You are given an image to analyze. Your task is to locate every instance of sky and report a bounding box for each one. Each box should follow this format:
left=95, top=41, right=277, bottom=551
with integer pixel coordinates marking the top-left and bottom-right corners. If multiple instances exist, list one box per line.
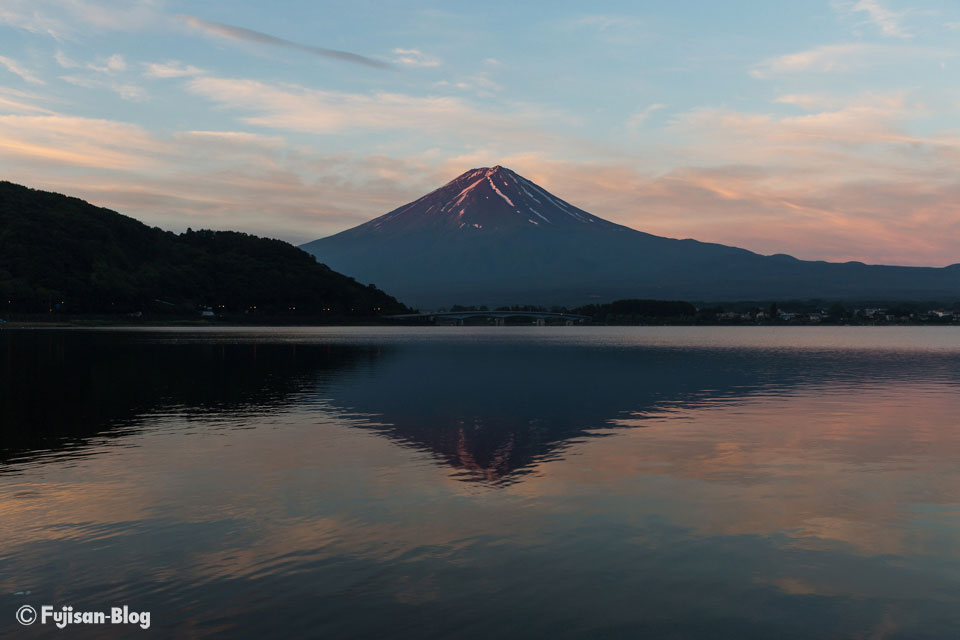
left=1, top=0, right=959, bottom=266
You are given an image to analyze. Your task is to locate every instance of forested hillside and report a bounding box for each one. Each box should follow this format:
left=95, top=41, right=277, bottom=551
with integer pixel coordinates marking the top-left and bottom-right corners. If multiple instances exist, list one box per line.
left=0, top=181, right=410, bottom=317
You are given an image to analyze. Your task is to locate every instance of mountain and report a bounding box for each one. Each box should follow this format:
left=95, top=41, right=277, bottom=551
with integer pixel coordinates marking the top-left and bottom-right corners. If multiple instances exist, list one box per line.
left=0, top=181, right=409, bottom=317
left=302, top=166, right=960, bottom=308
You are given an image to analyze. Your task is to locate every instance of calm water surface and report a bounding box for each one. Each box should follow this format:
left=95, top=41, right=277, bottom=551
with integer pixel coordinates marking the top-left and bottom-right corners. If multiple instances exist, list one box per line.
left=2, top=326, right=960, bottom=638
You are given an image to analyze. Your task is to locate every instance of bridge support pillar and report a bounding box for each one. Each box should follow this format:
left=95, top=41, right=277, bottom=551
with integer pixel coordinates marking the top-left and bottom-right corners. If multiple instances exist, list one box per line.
left=535, top=318, right=546, bottom=326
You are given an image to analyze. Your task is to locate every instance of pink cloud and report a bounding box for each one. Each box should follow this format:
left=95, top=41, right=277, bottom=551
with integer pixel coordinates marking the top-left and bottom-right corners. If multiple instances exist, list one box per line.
left=1, top=86, right=958, bottom=267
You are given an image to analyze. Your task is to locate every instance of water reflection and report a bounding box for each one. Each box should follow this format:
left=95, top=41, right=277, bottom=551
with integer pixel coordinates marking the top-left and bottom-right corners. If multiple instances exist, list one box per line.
left=1, top=331, right=383, bottom=467
left=2, top=328, right=960, bottom=639
left=319, top=341, right=960, bottom=482
left=5, top=329, right=959, bottom=482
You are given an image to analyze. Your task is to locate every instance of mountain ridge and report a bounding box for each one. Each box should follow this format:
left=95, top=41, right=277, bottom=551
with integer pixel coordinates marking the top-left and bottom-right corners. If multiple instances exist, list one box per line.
left=0, top=180, right=410, bottom=317
left=302, top=166, right=960, bottom=308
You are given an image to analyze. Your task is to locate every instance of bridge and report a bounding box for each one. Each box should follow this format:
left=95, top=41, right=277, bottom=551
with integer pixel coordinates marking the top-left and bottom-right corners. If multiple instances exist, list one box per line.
left=387, top=311, right=591, bottom=326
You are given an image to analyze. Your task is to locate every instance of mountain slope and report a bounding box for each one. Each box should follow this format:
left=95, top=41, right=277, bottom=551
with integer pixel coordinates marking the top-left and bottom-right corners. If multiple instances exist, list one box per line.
left=0, top=181, right=410, bottom=316
left=302, top=166, right=960, bottom=307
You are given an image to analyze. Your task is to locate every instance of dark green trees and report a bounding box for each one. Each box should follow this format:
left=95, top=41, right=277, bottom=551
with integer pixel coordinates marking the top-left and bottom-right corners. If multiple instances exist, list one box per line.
left=0, top=181, right=410, bottom=317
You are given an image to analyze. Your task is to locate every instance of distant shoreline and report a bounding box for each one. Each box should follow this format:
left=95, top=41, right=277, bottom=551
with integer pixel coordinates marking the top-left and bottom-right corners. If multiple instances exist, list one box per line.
left=2, top=318, right=957, bottom=329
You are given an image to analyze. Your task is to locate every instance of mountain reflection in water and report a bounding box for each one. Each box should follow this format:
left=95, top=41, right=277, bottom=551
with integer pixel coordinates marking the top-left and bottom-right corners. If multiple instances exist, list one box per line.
left=2, top=327, right=960, bottom=639
left=4, top=329, right=959, bottom=483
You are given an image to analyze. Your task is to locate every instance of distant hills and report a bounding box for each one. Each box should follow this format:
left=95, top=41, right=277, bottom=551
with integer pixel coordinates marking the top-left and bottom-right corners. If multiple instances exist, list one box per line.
left=302, top=166, right=960, bottom=308
left=0, top=181, right=410, bottom=317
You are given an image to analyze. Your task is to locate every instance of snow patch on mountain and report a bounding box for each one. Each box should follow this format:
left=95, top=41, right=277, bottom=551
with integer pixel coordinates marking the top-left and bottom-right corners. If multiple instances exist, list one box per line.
left=337, top=165, right=619, bottom=236
left=487, top=176, right=515, bottom=207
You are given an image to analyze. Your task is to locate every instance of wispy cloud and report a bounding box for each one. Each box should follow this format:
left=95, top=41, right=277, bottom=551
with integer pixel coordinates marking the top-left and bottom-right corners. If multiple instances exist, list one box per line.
left=750, top=43, right=953, bottom=77
left=3, top=89, right=960, bottom=266
left=51, top=50, right=143, bottom=99
left=0, top=0, right=162, bottom=40
left=54, top=50, right=80, bottom=69
left=392, top=48, right=441, bottom=68
left=627, top=103, right=665, bottom=131
left=775, top=94, right=842, bottom=110
left=172, top=130, right=286, bottom=150
left=668, top=93, right=928, bottom=152
left=844, top=0, right=912, bottom=38
left=87, top=53, right=127, bottom=74
left=0, top=113, right=168, bottom=169
left=183, top=76, right=571, bottom=140
left=752, top=43, right=884, bottom=76
left=143, top=61, right=205, bottom=78
left=61, top=74, right=146, bottom=101
left=0, top=55, right=45, bottom=85
left=0, top=108, right=445, bottom=241
left=0, top=96, right=53, bottom=114
left=435, top=72, right=502, bottom=97
left=0, top=88, right=55, bottom=114
left=179, top=15, right=393, bottom=70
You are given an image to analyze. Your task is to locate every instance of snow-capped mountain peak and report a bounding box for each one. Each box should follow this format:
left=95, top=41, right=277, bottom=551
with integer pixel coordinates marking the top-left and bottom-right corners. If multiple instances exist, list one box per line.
left=301, top=166, right=960, bottom=309
left=359, top=166, right=617, bottom=234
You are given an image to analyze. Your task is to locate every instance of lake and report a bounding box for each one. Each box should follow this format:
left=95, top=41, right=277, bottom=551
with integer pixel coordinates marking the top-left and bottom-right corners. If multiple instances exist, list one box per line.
left=2, top=326, right=960, bottom=638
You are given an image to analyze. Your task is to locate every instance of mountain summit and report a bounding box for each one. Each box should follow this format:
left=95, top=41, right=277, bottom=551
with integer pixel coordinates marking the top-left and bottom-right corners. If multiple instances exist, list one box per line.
left=302, top=167, right=960, bottom=308
left=353, top=166, right=621, bottom=234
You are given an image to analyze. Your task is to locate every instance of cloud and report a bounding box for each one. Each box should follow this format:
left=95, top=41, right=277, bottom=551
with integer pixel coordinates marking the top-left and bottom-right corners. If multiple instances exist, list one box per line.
left=0, top=113, right=169, bottom=169
left=751, top=43, right=884, bottom=76
left=183, top=76, right=571, bottom=141
left=666, top=94, right=935, bottom=161
left=87, top=53, right=127, bottom=74
left=845, top=0, right=912, bottom=38
left=774, top=94, right=842, bottom=110
left=0, top=0, right=163, bottom=40
left=54, top=50, right=80, bottom=69
left=506, top=159, right=960, bottom=267
left=0, top=83, right=576, bottom=245
left=172, top=130, right=286, bottom=150
left=178, top=15, right=393, bottom=70
left=0, top=109, right=448, bottom=242
left=0, top=97, right=54, bottom=114
left=392, top=48, right=441, bottom=68
left=53, top=51, right=145, bottom=99
left=750, top=43, right=954, bottom=77
left=52, top=51, right=145, bottom=99
left=627, top=104, right=666, bottom=131
left=435, top=73, right=502, bottom=97
left=0, top=88, right=55, bottom=114
left=143, top=60, right=205, bottom=78
left=551, top=94, right=960, bottom=265
left=417, top=90, right=957, bottom=267
left=61, top=74, right=146, bottom=101
left=3, top=94, right=960, bottom=266
left=0, top=55, right=45, bottom=85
